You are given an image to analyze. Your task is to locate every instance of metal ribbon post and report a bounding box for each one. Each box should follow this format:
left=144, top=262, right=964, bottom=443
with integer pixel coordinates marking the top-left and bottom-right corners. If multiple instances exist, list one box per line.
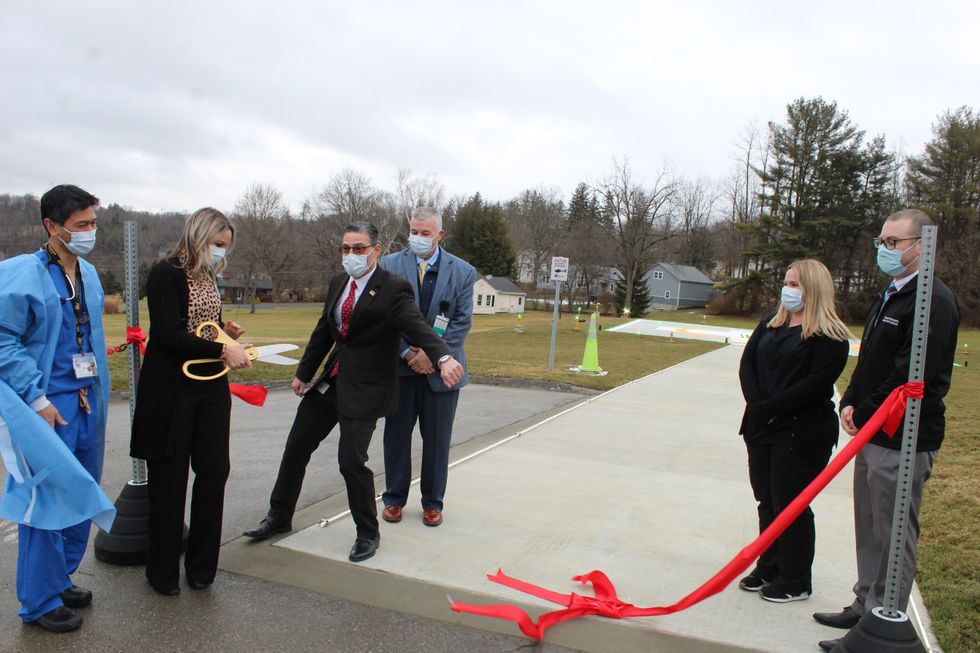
left=95, top=221, right=156, bottom=564
left=125, top=222, right=148, bottom=485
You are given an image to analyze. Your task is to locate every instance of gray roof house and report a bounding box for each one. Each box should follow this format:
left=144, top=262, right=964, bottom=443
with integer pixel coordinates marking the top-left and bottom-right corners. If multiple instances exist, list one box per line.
left=643, top=263, right=715, bottom=310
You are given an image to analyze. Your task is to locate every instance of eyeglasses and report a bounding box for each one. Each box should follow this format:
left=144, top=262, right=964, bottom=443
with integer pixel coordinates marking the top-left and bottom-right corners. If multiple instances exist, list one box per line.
left=873, top=236, right=920, bottom=250
left=341, top=244, right=372, bottom=255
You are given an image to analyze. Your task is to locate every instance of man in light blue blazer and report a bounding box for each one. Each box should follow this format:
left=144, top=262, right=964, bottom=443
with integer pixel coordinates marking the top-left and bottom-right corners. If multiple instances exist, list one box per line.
left=379, top=206, right=476, bottom=527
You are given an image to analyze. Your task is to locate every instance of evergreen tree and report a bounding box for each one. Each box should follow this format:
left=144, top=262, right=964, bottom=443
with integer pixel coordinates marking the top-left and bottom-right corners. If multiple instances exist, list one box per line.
left=741, top=97, right=897, bottom=305
left=444, top=193, right=516, bottom=278
left=906, top=106, right=980, bottom=323
left=563, top=183, right=612, bottom=307
left=613, top=274, right=650, bottom=317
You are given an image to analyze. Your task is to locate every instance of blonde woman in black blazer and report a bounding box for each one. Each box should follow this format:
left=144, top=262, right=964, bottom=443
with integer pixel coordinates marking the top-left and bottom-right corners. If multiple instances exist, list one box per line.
left=131, top=208, right=251, bottom=596
left=737, top=259, right=852, bottom=603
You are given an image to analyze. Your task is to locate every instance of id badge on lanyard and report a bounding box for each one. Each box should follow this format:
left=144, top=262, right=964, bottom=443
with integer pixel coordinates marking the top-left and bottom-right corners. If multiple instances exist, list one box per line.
left=433, top=314, right=449, bottom=336
left=72, top=352, right=98, bottom=378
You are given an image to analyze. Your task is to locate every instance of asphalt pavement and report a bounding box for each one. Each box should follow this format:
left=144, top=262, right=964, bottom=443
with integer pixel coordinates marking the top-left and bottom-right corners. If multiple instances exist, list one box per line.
left=0, top=382, right=586, bottom=653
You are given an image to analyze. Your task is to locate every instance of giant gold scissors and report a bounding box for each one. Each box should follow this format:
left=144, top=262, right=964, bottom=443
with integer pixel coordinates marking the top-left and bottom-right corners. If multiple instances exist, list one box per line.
left=182, top=321, right=299, bottom=381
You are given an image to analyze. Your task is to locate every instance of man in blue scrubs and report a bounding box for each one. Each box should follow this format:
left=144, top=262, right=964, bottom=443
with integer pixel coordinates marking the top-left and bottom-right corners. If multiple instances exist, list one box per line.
left=0, top=184, right=113, bottom=633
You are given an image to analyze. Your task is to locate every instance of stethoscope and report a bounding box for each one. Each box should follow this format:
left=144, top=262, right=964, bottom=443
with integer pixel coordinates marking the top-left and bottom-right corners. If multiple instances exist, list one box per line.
left=46, top=255, right=89, bottom=325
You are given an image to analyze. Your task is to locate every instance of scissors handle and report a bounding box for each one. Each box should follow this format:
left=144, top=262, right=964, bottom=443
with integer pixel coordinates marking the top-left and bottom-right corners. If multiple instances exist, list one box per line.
left=181, top=321, right=256, bottom=381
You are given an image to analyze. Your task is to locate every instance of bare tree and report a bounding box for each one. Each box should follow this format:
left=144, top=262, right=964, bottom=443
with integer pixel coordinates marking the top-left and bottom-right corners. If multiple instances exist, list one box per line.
left=232, top=183, right=292, bottom=313
left=395, top=168, right=446, bottom=222
left=672, top=176, right=720, bottom=270
left=305, top=169, right=404, bottom=260
left=597, top=158, right=677, bottom=311
left=717, top=120, right=766, bottom=278
left=504, top=186, right=565, bottom=290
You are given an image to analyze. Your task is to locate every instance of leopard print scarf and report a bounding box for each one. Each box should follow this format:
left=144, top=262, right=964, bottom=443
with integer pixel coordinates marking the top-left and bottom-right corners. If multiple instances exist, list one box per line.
left=178, top=255, right=222, bottom=339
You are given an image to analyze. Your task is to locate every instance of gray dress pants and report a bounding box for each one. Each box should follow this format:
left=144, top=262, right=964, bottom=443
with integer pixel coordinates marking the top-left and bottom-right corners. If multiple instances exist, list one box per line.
left=850, top=443, right=938, bottom=616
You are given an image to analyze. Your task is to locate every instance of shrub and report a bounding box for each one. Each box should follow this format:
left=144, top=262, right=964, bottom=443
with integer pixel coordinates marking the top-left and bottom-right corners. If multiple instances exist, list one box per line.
left=103, top=294, right=124, bottom=315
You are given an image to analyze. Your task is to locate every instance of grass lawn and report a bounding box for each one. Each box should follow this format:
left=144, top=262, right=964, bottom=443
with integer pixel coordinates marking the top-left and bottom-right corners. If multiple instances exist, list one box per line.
left=102, top=305, right=977, bottom=651
left=102, top=306, right=721, bottom=392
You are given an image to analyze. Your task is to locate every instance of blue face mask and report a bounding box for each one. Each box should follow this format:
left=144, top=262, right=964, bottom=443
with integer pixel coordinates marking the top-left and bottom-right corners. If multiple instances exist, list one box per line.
left=342, top=253, right=370, bottom=278
left=876, top=243, right=918, bottom=277
left=780, top=286, right=805, bottom=313
left=59, top=226, right=97, bottom=256
left=408, top=234, right=435, bottom=257
left=210, top=245, right=227, bottom=266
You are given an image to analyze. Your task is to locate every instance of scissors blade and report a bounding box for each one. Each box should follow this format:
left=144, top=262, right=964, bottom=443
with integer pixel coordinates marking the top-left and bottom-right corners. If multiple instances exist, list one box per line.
left=255, top=353, right=300, bottom=366
left=251, top=343, right=299, bottom=362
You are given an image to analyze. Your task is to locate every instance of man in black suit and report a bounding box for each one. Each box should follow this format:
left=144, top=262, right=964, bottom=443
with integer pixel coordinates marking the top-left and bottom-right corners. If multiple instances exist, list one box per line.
left=243, top=222, right=463, bottom=562
left=813, top=209, right=959, bottom=651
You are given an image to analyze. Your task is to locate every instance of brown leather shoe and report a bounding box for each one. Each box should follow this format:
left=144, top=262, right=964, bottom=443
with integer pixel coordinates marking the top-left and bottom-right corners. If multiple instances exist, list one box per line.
left=382, top=505, right=402, bottom=523
left=422, top=509, right=443, bottom=527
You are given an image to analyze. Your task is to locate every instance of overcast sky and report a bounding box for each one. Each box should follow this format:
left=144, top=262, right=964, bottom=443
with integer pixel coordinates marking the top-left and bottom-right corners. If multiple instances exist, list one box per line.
left=2, top=1, right=978, bottom=213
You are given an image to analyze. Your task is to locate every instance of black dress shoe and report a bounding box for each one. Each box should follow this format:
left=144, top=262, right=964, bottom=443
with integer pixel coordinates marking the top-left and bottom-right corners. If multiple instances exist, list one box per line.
left=818, top=638, right=839, bottom=652
left=149, top=581, right=180, bottom=597
left=243, top=517, right=292, bottom=540
left=187, top=579, right=212, bottom=591
left=29, top=606, right=82, bottom=633
left=813, top=606, right=861, bottom=629
left=348, top=536, right=380, bottom=562
left=61, top=584, right=93, bottom=608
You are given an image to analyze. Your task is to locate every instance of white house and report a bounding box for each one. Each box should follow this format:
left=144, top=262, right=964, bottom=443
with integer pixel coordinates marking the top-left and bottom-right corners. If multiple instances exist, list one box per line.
left=473, top=275, right=526, bottom=314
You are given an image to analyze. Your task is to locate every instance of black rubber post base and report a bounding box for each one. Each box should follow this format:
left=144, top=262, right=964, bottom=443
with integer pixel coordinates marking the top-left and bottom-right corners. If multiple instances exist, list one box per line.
left=94, top=482, right=188, bottom=565
left=831, top=607, right=926, bottom=653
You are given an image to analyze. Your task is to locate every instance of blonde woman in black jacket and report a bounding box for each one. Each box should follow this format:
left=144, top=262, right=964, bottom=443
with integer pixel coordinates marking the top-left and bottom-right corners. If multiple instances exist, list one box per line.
left=737, top=259, right=852, bottom=603
left=131, top=208, right=251, bottom=596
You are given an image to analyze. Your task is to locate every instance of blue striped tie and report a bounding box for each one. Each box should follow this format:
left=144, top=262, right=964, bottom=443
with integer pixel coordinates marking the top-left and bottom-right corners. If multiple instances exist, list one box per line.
left=883, top=282, right=898, bottom=303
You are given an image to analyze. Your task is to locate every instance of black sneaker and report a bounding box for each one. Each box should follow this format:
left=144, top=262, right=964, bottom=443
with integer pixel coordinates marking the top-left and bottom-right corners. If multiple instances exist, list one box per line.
left=760, top=583, right=810, bottom=603
left=28, top=606, right=83, bottom=633
left=738, top=570, right=771, bottom=592
left=61, top=585, right=93, bottom=608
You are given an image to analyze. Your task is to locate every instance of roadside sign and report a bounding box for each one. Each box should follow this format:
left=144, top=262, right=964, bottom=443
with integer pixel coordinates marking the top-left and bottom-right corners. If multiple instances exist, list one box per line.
left=550, top=256, right=569, bottom=282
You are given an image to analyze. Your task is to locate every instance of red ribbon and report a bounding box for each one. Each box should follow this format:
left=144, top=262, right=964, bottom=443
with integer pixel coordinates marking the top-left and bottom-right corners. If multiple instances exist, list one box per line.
left=451, top=381, right=925, bottom=640
left=229, top=384, right=268, bottom=406
left=106, top=327, right=267, bottom=406
left=125, top=326, right=147, bottom=354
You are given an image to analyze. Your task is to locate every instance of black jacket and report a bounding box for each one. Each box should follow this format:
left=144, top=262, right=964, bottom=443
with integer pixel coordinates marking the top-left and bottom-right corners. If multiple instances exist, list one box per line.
left=297, top=266, right=450, bottom=420
left=739, top=314, right=850, bottom=454
left=840, top=274, right=959, bottom=451
left=130, top=259, right=226, bottom=460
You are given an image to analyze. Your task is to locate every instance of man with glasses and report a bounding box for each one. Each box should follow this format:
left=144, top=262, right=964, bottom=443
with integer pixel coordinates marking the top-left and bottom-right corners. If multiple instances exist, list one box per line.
left=0, top=185, right=114, bottom=633
left=244, top=222, right=463, bottom=563
left=813, top=209, right=959, bottom=651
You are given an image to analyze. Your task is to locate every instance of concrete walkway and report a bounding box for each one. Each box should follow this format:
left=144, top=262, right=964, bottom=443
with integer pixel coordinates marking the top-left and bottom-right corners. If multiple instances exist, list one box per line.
left=222, top=346, right=932, bottom=652
left=609, top=318, right=861, bottom=357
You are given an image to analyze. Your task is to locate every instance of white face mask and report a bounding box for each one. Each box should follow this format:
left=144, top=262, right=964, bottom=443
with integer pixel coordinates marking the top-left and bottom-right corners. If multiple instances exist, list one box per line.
left=342, top=253, right=371, bottom=278
left=780, top=286, right=805, bottom=313
left=211, top=245, right=227, bottom=266
left=58, top=225, right=97, bottom=256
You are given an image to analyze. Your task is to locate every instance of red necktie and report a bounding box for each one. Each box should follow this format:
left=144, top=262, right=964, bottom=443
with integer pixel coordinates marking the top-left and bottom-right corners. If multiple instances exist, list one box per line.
left=329, top=280, right=357, bottom=377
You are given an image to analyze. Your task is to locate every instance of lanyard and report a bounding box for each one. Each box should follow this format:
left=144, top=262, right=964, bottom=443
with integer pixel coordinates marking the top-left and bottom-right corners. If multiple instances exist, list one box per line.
left=46, top=247, right=89, bottom=352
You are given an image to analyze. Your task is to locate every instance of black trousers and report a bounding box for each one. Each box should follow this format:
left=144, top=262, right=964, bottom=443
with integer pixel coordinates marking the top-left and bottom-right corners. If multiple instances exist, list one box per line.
left=268, top=385, right=379, bottom=539
left=747, top=438, right=832, bottom=593
left=146, top=378, right=230, bottom=591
